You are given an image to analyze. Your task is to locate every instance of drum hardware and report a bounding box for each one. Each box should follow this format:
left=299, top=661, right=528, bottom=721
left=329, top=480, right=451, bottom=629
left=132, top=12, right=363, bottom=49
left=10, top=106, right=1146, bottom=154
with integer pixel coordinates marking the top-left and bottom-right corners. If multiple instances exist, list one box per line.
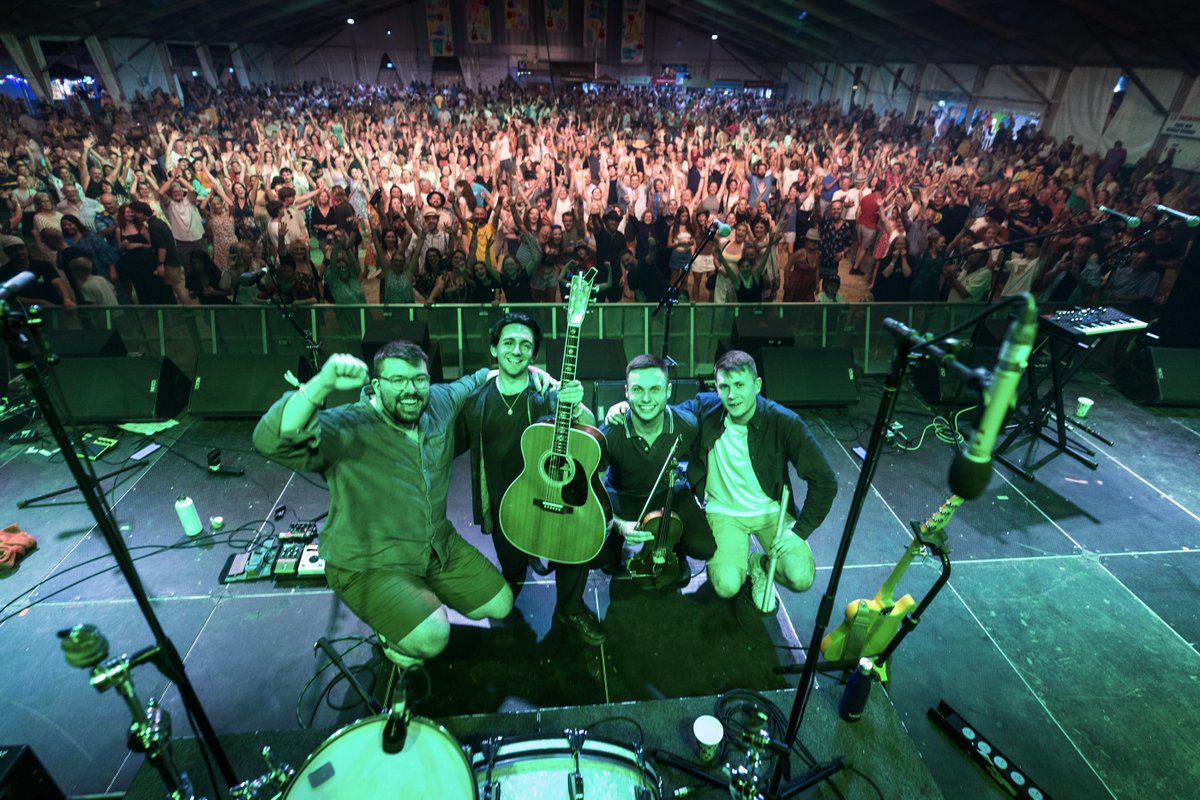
left=381, top=686, right=411, bottom=755
left=565, top=728, right=587, bottom=799
left=473, top=731, right=664, bottom=799
left=58, top=624, right=201, bottom=800
left=230, top=747, right=294, bottom=800
left=478, top=736, right=505, bottom=800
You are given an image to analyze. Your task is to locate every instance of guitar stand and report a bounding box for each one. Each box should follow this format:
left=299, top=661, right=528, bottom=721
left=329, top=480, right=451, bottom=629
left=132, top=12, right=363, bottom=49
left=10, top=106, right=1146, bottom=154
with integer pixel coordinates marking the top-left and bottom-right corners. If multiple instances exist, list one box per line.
left=994, top=331, right=1110, bottom=480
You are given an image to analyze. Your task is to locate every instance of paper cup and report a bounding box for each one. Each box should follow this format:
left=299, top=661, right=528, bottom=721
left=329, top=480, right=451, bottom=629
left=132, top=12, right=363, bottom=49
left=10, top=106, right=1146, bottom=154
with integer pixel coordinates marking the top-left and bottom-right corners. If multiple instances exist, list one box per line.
left=693, top=714, right=724, bottom=763
left=1074, top=397, right=1094, bottom=419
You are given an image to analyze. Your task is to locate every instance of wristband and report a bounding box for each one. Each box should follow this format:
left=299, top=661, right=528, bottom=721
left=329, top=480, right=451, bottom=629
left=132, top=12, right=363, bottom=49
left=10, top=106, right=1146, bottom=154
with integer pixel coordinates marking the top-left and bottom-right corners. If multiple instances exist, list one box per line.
left=297, top=382, right=322, bottom=407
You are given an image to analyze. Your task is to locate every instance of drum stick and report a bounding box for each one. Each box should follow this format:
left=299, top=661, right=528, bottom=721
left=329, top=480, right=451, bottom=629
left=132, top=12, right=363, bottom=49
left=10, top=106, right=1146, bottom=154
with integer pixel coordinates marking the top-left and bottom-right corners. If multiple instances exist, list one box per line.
left=760, top=487, right=789, bottom=614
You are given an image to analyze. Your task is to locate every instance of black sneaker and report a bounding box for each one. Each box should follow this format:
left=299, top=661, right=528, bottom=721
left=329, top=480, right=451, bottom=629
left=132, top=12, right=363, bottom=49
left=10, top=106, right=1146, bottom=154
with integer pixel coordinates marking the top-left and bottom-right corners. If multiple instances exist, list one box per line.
left=554, top=609, right=608, bottom=646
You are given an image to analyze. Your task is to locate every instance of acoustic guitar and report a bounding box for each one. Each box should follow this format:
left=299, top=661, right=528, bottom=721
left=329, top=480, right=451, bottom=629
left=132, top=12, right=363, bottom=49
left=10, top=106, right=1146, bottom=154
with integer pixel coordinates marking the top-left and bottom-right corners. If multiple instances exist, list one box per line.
left=821, top=495, right=961, bottom=679
left=499, top=269, right=609, bottom=564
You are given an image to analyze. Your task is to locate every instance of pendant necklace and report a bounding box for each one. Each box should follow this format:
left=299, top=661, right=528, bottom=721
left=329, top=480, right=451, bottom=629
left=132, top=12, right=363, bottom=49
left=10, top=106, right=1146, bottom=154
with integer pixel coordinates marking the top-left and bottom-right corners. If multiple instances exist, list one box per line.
left=499, top=386, right=525, bottom=416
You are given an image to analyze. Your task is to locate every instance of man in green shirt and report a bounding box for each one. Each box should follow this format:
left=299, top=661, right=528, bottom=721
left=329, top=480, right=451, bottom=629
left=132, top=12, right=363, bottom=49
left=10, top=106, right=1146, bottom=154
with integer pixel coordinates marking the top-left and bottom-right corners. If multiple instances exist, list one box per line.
left=254, top=342, right=547, bottom=666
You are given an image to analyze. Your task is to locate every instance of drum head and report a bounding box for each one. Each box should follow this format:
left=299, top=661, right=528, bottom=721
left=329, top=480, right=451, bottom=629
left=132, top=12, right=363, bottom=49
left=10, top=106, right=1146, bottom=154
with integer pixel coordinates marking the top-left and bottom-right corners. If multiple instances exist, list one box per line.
left=473, top=735, right=661, bottom=799
left=284, top=716, right=476, bottom=799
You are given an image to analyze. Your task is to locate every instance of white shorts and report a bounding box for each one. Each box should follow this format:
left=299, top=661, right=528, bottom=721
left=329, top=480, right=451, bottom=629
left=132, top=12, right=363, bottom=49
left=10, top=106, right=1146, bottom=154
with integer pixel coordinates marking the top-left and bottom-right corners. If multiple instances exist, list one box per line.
left=691, top=254, right=716, bottom=273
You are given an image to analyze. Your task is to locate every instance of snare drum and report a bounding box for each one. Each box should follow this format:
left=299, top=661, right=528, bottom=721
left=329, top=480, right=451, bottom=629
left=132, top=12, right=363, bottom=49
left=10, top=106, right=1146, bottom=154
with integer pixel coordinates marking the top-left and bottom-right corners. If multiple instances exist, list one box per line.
left=282, top=715, right=477, bottom=799
left=472, top=735, right=662, bottom=798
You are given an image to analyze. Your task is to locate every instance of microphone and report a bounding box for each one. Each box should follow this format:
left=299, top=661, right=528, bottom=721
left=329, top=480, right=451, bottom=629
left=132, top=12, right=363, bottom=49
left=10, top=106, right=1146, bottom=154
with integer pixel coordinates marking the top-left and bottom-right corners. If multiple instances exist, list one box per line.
left=707, top=219, right=732, bottom=238
left=381, top=700, right=411, bottom=754
left=948, top=293, right=1038, bottom=500
left=238, top=267, right=270, bottom=286
left=0, top=270, right=36, bottom=303
left=1154, top=204, right=1200, bottom=228
left=1097, top=205, right=1141, bottom=229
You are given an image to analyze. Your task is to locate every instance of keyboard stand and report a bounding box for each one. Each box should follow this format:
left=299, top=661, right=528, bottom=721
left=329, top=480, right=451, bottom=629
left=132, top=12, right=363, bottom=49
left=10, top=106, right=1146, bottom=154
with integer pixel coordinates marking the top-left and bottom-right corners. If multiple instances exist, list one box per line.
left=994, top=331, right=1108, bottom=480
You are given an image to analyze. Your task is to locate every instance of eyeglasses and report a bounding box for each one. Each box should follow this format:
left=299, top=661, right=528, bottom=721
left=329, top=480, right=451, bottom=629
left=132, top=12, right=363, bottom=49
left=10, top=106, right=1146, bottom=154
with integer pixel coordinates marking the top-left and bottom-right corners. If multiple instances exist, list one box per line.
left=377, top=375, right=430, bottom=390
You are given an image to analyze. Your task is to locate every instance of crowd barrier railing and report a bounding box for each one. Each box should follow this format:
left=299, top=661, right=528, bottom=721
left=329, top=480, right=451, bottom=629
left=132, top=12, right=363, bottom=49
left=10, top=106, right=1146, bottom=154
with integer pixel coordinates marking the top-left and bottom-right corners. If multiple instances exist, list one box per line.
left=37, top=302, right=1078, bottom=380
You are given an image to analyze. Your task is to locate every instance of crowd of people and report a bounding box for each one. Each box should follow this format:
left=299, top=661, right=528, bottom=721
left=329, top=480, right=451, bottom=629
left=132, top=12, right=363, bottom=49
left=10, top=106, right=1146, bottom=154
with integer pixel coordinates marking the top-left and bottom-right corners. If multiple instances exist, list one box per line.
left=0, top=76, right=1194, bottom=319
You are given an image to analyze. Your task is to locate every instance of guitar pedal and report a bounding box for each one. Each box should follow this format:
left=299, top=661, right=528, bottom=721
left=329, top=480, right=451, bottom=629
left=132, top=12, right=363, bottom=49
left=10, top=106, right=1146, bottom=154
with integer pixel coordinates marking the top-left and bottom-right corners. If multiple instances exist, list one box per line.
left=273, top=541, right=304, bottom=576
left=297, top=542, right=325, bottom=577
left=280, top=521, right=319, bottom=542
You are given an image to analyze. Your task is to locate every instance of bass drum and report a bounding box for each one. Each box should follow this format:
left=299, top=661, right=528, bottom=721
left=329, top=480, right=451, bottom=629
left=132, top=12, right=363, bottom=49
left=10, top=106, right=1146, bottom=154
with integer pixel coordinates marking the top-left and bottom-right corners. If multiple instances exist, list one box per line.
left=472, top=735, right=662, bottom=798
left=282, top=715, right=477, bottom=799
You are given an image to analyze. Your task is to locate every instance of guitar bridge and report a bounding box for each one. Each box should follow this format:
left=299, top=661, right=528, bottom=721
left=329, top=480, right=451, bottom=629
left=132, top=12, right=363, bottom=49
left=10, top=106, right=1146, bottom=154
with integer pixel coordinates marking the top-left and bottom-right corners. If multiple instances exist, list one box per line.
left=534, top=500, right=573, bottom=514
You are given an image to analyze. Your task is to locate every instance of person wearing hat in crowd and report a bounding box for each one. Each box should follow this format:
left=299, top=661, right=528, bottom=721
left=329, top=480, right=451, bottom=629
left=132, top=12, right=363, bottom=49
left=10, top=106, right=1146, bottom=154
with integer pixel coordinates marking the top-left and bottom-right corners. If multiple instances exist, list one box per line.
left=0, top=234, right=76, bottom=308
left=783, top=228, right=821, bottom=302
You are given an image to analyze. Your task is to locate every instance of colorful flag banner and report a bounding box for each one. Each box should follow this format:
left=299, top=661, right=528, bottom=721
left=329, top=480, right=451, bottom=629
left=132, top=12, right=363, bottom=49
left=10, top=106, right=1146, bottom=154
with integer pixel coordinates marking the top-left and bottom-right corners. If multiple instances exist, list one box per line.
left=505, top=0, right=530, bottom=32
left=584, top=0, right=607, bottom=48
left=545, top=0, right=568, bottom=33
left=426, top=0, right=454, bottom=56
left=467, top=0, right=493, bottom=43
left=621, top=0, right=645, bottom=63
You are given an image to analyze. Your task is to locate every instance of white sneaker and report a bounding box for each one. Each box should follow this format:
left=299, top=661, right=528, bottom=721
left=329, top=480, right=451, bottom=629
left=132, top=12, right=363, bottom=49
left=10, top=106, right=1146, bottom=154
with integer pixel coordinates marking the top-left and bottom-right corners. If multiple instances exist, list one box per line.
left=748, top=553, right=778, bottom=615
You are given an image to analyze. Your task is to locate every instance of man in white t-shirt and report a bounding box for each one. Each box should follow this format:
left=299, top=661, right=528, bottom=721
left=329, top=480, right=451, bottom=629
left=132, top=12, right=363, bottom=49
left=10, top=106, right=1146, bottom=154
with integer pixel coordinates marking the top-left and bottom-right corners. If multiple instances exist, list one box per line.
left=996, top=239, right=1045, bottom=298
left=160, top=178, right=207, bottom=271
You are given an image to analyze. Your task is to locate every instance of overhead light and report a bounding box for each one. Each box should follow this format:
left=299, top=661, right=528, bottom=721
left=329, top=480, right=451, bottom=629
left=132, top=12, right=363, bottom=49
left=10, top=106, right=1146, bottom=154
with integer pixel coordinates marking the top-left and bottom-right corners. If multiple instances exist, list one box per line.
left=387, top=30, right=392, bottom=35
left=938, top=99, right=946, bottom=107
left=229, top=67, right=235, bottom=74
left=347, top=17, right=355, bottom=25
left=711, top=34, right=718, bottom=40
left=191, top=69, right=199, bottom=77
left=386, top=62, right=394, bottom=69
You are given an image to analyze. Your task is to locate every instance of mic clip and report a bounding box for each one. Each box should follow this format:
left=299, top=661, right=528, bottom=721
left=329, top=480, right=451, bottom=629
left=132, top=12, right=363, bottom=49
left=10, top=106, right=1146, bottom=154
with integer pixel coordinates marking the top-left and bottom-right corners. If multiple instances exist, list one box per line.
left=381, top=695, right=410, bottom=754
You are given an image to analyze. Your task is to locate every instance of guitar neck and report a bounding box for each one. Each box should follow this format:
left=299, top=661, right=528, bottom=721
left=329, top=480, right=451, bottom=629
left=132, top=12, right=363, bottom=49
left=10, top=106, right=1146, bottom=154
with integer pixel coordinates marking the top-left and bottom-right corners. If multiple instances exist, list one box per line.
left=551, top=319, right=583, bottom=459
left=874, top=495, right=963, bottom=606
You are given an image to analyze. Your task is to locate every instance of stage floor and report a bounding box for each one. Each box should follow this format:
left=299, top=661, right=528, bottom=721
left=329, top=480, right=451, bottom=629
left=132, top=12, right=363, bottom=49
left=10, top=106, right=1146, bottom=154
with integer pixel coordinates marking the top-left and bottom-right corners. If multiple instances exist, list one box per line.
left=1, top=370, right=1198, bottom=799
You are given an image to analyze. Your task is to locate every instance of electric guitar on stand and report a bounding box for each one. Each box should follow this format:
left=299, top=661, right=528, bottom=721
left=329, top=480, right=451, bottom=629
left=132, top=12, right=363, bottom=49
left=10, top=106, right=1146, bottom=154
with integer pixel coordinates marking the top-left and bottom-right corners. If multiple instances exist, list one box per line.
left=821, top=495, right=961, bottom=681
left=499, top=268, right=610, bottom=564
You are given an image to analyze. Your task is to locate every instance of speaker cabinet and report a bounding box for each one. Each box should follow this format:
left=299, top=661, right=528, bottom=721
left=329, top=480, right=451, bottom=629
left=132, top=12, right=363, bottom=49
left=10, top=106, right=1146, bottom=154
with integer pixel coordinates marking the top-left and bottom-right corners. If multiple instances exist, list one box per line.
left=0, top=744, right=65, bottom=800
left=732, top=315, right=795, bottom=349
left=190, top=355, right=302, bottom=417
left=361, top=319, right=431, bottom=364
left=761, top=347, right=858, bottom=407
left=53, top=356, right=189, bottom=423
left=1117, top=347, right=1200, bottom=406
left=46, top=329, right=127, bottom=357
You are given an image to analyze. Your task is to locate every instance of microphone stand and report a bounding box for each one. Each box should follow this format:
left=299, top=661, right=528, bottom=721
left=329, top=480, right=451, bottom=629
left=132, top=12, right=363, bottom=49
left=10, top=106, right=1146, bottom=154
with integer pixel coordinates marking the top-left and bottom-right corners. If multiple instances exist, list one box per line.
left=651, top=223, right=722, bottom=370
left=767, top=299, right=1023, bottom=799
left=0, top=303, right=237, bottom=787
left=252, top=267, right=323, bottom=378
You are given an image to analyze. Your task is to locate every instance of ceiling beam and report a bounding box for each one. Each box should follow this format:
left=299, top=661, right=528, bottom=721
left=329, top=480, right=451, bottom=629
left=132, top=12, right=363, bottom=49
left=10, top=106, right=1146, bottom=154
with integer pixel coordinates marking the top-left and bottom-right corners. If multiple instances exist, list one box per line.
left=649, top=5, right=789, bottom=68
left=837, top=0, right=986, bottom=65
left=1053, top=0, right=1200, bottom=75
left=1006, top=64, right=1051, bottom=105
left=924, top=0, right=1074, bottom=68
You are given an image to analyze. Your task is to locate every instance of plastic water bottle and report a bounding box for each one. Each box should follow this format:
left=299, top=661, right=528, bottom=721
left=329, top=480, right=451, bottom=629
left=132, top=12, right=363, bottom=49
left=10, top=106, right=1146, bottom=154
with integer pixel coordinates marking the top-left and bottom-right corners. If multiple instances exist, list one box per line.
left=838, top=657, right=874, bottom=723
left=175, top=495, right=203, bottom=537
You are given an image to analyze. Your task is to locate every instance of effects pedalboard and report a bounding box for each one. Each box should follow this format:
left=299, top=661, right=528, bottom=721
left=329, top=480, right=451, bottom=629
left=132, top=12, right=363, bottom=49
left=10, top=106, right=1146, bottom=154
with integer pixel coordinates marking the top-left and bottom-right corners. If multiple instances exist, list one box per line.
left=222, top=522, right=324, bottom=583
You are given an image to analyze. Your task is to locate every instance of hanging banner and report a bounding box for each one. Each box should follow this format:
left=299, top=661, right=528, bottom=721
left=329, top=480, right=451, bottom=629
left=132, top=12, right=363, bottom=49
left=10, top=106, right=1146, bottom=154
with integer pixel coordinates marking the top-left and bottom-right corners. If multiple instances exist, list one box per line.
left=621, top=0, right=645, bottom=63
left=544, top=0, right=568, bottom=33
left=467, top=0, right=493, bottom=43
left=584, top=0, right=607, bottom=48
left=505, top=0, right=529, bottom=31
left=426, top=0, right=455, bottom=55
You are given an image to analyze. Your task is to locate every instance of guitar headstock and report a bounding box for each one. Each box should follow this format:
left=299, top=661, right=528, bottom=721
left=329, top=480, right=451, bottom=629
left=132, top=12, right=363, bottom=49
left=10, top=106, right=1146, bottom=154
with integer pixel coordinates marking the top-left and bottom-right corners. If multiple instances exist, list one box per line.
left=566, top=267, right=598, bottom=326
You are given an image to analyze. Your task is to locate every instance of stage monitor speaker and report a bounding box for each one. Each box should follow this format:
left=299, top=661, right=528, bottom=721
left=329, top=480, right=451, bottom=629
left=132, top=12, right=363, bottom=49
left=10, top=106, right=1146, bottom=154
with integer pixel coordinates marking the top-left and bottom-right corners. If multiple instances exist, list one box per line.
left=0, top=744, right=65, bottom=800
left=1116, top=347, right=1200, bottom=406
left=46, top=329, right=127, bottom=357
left=761, top=346, right=858, bottom=407
left=911, top=345, right=998, bottom=406
left=190, top=355, right=301, bottom=417
left=53, top=356, right=189, bottom=423
left=592, top=379, right=701, bottom=422
left=362, top=319, right=431, bottom=364
left=732, top=315, right=795, bottom=349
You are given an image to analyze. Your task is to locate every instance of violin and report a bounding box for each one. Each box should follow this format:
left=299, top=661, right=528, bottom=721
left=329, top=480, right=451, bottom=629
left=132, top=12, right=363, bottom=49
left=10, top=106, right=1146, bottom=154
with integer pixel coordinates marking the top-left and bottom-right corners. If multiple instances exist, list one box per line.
left=626, top=436, right=687, bottom=588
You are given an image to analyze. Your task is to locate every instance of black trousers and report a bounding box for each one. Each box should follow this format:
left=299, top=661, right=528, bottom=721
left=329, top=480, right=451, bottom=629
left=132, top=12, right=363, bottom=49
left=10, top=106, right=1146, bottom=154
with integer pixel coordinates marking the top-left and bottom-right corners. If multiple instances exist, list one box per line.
left=486, top=514, right=602, bottom=617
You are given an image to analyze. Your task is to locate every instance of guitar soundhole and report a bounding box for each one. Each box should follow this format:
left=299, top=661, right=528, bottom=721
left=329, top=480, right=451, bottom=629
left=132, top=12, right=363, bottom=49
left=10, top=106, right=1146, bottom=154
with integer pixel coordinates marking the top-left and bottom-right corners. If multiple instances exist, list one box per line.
left=540, top=453, right=577, bottom=486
